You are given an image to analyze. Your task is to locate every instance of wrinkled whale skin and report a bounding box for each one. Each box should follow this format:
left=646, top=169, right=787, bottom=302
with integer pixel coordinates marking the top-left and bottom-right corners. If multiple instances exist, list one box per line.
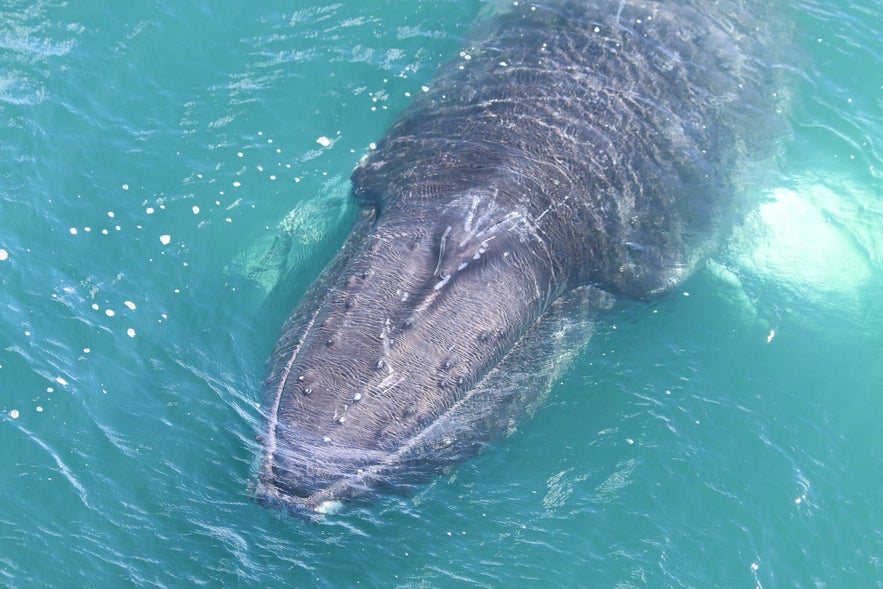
left=256, top=0, right=780, bottom=512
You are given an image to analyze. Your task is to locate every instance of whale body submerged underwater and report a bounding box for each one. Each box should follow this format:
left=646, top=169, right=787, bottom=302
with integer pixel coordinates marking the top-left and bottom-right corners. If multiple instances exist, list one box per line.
left=255, top=0, right=786, bottom=513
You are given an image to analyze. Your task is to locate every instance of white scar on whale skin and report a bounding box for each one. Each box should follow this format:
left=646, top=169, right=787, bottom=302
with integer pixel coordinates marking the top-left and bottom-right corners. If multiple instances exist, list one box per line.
left=379, top=318, right=393, bottom=373
left=433, top=225, right=452, bottom=278
left=376, top=373, right=405, bottom=396
left=535, top=193, right=572, bottom=223
left=463, top=194, right=482, bottom=234
left=433, top=275, right=451, bottom=291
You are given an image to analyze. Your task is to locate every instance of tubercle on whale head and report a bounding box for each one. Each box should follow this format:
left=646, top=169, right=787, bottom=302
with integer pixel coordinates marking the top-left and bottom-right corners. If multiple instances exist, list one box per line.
left=257, top=192, right=568, bottom=509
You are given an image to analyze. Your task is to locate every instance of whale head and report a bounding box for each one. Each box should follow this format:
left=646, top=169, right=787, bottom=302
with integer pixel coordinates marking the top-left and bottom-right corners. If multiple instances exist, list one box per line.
left=256, top=194, right=564, bottom=511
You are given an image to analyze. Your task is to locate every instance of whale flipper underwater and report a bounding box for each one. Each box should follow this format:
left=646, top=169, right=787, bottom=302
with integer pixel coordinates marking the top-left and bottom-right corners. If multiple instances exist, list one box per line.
left=255, top=0, right=787, bottom=513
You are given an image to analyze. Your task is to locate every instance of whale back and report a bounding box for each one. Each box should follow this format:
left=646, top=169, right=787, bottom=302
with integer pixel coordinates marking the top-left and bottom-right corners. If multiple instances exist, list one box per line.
left=353, top=0, right=784, bottom=297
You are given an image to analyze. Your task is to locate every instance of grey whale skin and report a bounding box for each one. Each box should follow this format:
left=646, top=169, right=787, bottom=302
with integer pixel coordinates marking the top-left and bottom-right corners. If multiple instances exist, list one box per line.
left=256, top=0, right=780, bottom=512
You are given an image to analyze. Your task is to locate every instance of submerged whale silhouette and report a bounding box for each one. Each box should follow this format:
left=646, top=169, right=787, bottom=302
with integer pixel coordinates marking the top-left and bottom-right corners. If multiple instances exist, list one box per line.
left=255, top=0, right=785, bottom=513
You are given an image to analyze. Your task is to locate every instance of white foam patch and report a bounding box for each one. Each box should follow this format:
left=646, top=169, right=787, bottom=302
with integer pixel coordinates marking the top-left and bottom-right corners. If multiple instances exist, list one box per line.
left=314, top=500, right=344, bottom=515
left=730, top=184, right=874, bottom=296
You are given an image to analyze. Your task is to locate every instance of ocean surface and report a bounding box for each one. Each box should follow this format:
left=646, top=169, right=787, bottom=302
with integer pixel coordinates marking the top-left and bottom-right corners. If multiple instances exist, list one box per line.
left=1, top=0, right=881, bottom=587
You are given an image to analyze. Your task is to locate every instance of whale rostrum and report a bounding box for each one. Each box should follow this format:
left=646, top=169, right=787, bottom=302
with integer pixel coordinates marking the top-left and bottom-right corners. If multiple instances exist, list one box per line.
left=256, top=0, right=786, bottom=512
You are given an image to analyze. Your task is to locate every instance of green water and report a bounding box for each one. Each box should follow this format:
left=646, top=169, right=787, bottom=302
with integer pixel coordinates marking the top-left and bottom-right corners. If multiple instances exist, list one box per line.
left=1, top=1, right=881, bottom=587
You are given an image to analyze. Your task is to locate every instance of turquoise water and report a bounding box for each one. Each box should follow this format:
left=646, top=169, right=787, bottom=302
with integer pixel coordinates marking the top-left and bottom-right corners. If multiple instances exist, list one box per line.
left=1, top=0, right=881, bottom=586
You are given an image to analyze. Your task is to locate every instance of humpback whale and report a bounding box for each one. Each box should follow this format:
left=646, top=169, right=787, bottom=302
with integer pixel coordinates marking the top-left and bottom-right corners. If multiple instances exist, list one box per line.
left=255, top=0, right=784, bottom=513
